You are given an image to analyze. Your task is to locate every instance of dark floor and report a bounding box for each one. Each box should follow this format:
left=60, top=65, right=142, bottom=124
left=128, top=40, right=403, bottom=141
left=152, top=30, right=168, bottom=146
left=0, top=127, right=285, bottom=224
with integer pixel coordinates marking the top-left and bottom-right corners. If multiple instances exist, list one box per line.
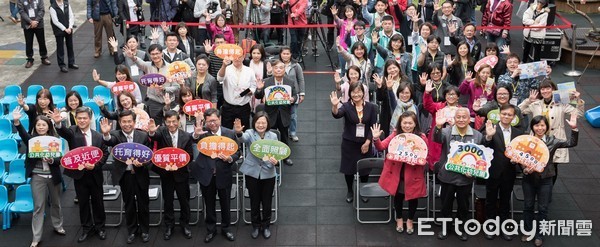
left=2, top=10, right=600, bottom=247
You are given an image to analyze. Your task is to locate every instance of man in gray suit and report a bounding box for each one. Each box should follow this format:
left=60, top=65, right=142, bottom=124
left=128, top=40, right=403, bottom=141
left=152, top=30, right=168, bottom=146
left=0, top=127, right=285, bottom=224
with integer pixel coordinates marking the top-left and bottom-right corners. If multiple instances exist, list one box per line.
left=18, top=0, right=51, bottom=68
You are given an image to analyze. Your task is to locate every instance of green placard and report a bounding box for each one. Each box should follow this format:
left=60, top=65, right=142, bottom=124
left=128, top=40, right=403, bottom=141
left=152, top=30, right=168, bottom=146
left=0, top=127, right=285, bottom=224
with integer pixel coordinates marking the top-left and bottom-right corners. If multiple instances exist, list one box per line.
left=487, top=109, right=520, bottom=126
left=249, top=139, right=291, bottom=161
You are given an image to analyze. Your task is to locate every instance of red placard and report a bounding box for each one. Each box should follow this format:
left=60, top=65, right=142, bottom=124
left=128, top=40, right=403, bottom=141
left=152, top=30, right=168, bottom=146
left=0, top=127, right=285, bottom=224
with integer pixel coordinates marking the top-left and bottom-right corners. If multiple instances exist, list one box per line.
left=197, top=136, right=238, bottom=158
left=152, top=147, right=191, bottom=171
left=111, top=81, right=136, bottom=95
left=60, top=146, right=104, bottom=170
left=182, top=99, right=213, bottom=116
left=214, top=44, right=244, bottom=60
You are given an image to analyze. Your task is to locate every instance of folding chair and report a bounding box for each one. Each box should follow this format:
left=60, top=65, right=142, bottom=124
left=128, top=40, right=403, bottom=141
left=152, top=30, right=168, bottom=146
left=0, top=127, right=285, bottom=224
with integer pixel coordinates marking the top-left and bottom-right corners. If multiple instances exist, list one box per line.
left=49, top=85, right=67, bottom=107
left=103, top=185, right=123, bottom=227
left=269, top=129, right=283, bottom=187
left=71, top=85, right=91, bottom=103
left=355, top=158, right=392, bottom=224
left=2, top=159, right=28, bottom=186
left=0, top=85, right=21, bottom=113
left=429, top=173, right=476, bottom=221
left=0, top=185, right=9, bottom=230
left=2, top=101, right=26, bottom=120
left=242, top=173, right=279, bottom=224
left=24, top=85, right=43, bottom=105
left=398, top=169, right=431, bottom=221
left=0, top=158, right=6, bottom=184
left=5, top=184, right=34, bottom=229
left=0, top=119, right=12, bottom=139
left=93, top=86, right=114, bottom=111
left=148, top=184, right=163, bottom=226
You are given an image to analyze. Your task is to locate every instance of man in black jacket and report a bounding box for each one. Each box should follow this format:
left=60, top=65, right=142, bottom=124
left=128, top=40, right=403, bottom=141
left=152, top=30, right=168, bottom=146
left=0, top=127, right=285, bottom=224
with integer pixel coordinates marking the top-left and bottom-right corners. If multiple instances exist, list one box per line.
left=189, top=108, right=240, bottom=243
left=147, top=110, right=195, bottom=240
left=482, top=104, right=523, bottom=241
left=100, top=110, right=152, bottom=244
left=50, top=106, right=109, bottom=243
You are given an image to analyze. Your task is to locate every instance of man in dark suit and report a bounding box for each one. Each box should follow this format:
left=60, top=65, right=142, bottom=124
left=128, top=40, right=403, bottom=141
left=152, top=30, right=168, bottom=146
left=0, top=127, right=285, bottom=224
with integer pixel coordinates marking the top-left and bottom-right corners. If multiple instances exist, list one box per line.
left=189, top=108, right=240, bottom=243
left=50, top=106, right=109, bottom=243
left=482, top=104, right=523, bottom=241
left=254, top=60, right=295, bottom=166
left=99, top=110, right=152, bottom=244
left=147, top=110, right=195, bottom=240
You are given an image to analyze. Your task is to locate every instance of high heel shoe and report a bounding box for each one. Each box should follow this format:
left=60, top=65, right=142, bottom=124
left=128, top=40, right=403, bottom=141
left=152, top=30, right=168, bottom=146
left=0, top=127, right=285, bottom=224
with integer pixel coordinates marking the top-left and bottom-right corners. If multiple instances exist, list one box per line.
left=395, top=220, right=404, bottom=233
left=406, top=220, right=414, bottom=235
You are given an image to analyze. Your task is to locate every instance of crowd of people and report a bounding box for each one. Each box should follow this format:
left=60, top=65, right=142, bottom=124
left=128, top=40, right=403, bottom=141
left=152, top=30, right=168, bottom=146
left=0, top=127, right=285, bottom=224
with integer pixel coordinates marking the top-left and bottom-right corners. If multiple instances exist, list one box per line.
left=6, top=0, right=587, bottom=246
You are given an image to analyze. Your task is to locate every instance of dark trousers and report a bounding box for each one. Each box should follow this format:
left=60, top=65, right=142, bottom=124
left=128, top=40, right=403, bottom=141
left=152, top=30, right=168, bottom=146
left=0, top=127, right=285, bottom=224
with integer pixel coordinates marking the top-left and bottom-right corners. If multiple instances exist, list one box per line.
left=270, top=12, right=285, bottom=44
left=120, top=172, right=150, bottom=234
left=24, top=28, right=48, bottom=62
left=485, top=170, right=515, bottom=222
left=289, top=28, right=305, bottom=60
left=160, top=175, right=190, bottom=227
left=74, top=172, right=105, bottom=233
left=245, top=176, right=275, bottom=228
left=522, top=40, right=541, bottom=63
left=523, top=175, right=552, bottom=240
left=145, top=99, right=165, bottom=126
left=252, top=28, right=271, bottom=45
left=440, top=182, right=471, bottom=222
left=394, top=192, right=418, bottom=220
left=197, top=29, right=209, bottom=46
left=200, top=176, right=232, bottom=233
left=326, top=15, right=335, bottom=48
left=55, top=34, right=75, bottom=67
left=93, top=14, right=116, bottom=54
left=221, top=102, right=250, bottom=131
left=271, top=112, right=289, bottom=146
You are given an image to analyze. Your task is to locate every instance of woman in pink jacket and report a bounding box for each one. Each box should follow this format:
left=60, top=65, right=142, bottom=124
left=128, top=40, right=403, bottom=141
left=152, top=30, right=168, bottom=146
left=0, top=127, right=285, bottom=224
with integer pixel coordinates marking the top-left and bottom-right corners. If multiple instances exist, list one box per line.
left=372, top=111, right=427, bottom=235
left=206, top=13, right=235, bottom=44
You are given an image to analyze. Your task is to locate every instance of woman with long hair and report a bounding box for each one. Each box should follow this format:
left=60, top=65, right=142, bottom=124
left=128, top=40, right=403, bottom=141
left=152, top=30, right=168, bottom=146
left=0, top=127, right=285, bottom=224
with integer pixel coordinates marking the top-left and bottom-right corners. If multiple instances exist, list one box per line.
left=60, top=91, right=97, bottom=131
left=93, top=64, right=144, bottom=105
left=17, top=88, right=57, bottom=133
left=459, top=63, right=496, bottom=119
left=446, top=41, right=475, bottom=87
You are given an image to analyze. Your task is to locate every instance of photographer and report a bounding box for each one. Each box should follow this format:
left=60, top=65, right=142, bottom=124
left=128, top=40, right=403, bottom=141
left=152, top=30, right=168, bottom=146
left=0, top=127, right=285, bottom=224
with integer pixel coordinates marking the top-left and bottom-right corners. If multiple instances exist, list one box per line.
left=221, top=0, right=246, bottom=43
left=282, top=0, right=308, bottom=60
left=245, top=0, right=272, bottom=44
left=194, top=0, right=221, bottom=45
left=118, top=0, right=146, bottom=49
left=271, top=0, right=285, bottom=45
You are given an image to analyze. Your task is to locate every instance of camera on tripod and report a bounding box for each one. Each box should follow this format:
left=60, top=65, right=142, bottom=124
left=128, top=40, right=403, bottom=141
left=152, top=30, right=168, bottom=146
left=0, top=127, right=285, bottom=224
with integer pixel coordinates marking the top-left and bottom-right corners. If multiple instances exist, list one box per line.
left=207, top=2, right=219, bottom=14
left=136, top=7, right=145, bottom=21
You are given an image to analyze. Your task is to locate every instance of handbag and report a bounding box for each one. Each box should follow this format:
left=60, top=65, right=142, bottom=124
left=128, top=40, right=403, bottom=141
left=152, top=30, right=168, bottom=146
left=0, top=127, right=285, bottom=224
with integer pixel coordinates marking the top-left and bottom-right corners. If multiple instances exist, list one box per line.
left=485, top=7, right=502, bottom=36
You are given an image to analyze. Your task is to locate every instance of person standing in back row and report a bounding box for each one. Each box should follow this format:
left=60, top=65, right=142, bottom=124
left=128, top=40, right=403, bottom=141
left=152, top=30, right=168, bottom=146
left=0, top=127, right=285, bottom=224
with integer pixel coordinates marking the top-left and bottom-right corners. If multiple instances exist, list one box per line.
left=50, top=0, right=78, bottom=73
left=87, top=0, right=118, bottom=58
left=18, top=0, right=51, bottom=68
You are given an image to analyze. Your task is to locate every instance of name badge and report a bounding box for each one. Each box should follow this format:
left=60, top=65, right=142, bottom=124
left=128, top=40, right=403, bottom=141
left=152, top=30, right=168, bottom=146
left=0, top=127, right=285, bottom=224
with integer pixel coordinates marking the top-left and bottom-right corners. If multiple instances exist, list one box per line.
left=130, top=65, right=140, bottom=76
left=356, top=123, right=365, bottom=138
left=185, top=124, right=194, bottom=133
left=479, top=97, right=487, bottom=106
left=29, top=8, right=36, bottom=18
left=509, top=98, right=518, bottom=106
left=444, top=36, right=451, bottom=46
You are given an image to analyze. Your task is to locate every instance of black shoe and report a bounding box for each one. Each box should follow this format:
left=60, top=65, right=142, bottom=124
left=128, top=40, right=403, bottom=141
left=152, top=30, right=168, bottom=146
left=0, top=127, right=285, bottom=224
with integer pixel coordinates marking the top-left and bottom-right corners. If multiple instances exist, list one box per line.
left=77, top=233, right=89, bottom=243
left=251, top=228, right=260, bottom=239
left=74, top=197, right=78, bottom=204
left=436, top=231, right=448, bottom=240
left=98, top=230, right=107, bottom=240
left=141, top=233, right=150, bottom=243
left=222, top=231, right=235, bottom=241
left=361, top=196, right=369, bottom=203
left=501, top=233, right=513, bottom=241
left=263, top=228, right=271, bottom=239
left=204, top=232, right=216, bottom=243
left=68, top=64, right=79, bottom=69
left=127, top=233, right=136, bottom=244
left=459, top=233, right=468, bottom=241
left=345, top=192, right=353, bottom=203
left=284, top=158, right=293, bottom=166
left=164, top=227, right=173, bottom=240
left=60, top=66, right=68, bottom=73
left=485, top=233, right=495, bottom=240
left=183, top=226, right=192, bottom=239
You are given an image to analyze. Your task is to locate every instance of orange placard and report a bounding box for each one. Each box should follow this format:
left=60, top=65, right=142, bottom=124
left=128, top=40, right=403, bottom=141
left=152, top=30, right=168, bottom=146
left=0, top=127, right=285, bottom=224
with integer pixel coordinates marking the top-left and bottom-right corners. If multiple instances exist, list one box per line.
left=111, top=81, right=136, bottom=95
left=214, top=44, right=244, bottom=60
left=167, top=61, right=192, bottom=79
left=152, top=147, right=191, bottom=171
left=197, top=136, right=238, bottom=158
left=182, top=99, right=213, bottom=116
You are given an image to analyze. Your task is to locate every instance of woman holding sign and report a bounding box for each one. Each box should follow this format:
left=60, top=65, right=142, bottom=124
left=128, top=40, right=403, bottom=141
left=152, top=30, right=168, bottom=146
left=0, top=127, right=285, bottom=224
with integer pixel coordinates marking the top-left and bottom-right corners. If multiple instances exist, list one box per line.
left=233, top=112, right=278, bottom=239
left=519, top=115, right=579, bottom=246
left=92, top=65, right=143, bottom=104
left=372, top=112, right=427, bottom=234
left=473, top=85, right=526, bottom=131
left=17, top=88, right=58, bottom=133
left=331, top=82, right=378, bottom=203
left=459, top=64, right=496, bottom=120
left=13, top=107, right=66, bottom=247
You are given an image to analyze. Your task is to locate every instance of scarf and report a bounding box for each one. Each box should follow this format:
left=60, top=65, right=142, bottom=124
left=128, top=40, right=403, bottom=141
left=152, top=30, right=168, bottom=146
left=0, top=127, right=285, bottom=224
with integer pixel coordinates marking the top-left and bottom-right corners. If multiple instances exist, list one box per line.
left=390, top=99, right=417, bottom=130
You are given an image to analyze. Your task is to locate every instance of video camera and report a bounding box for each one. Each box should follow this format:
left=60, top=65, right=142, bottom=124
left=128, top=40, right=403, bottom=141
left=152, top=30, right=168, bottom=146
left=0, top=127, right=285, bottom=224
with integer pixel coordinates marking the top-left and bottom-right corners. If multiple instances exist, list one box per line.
left=207, top=1, right=219, bottom=14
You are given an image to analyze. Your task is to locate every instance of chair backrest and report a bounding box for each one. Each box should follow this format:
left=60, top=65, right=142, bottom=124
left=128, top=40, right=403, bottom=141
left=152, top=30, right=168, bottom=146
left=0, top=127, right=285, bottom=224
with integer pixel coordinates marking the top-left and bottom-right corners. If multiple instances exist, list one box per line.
left=356, top=158, right=385, bottom=173
left=3, top=85, right=21, bottom=98
left=83, top=101, right=101, bottom=118
left=49, top=85, right=67, bottom=103
left=93, top=86, right=112, bottom=101
left=7, top=101, right=21, bottom=114
left=0, top=139, right=19, bottom=161
left=8, top=159, right=25, bottom=174
left=20, top=118, right=29, bottom=132
left=269, top=129, right=281, bottom=141
left=0, top=119, right=12, bottom=139
left=26, top=85, right=43, bottom=99
left=0, top=185, right=7, bottom=208
left=71, top=86, right=90, bottom=100
left=14, top=184, right=32, bottom=202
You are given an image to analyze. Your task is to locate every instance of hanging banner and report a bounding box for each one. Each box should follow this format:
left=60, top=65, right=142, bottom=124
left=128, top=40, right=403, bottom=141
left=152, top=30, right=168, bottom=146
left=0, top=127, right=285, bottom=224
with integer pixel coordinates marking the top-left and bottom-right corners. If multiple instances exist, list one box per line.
left=60, top=146, right=103, bottom=170
left=264, top=85, right=293, bottom=106
left=197, top=136, right=238, bottom=159
left=445, top=142, right=494, bottom=179
left=28, top=136, right=63, bottom=158
left=152, top=147, right=191, bottom=171
left=249, top=139, right=291, bottom=161
left=505, top=135, right=550, bottom=173
left=111, top=142, right=153, bottom=164
left=386, top=133, right=428, bottom=165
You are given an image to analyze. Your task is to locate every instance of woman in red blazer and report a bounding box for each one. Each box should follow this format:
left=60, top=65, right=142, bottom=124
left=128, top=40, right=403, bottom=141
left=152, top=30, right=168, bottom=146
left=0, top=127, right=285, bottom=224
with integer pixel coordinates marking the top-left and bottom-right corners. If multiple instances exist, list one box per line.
left=372, top=111, right=427, bottom=235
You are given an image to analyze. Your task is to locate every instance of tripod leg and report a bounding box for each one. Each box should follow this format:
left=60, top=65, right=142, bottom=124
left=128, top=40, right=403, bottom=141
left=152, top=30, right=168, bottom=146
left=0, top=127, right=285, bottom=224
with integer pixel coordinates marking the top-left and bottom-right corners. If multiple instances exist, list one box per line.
left=313, top=24, right=336, bottom=71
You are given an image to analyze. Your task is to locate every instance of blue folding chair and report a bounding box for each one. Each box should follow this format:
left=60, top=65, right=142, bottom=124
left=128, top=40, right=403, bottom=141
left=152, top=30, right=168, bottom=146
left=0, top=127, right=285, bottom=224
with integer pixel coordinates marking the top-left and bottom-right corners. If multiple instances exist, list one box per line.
left=83, top=101, right=101, bottom=119
left=0, top=158, right=6, bottom=184
left=24, top=85, right=44, bottom=105
left=0, top=119, right=12, bottom=139
left=1, top=185, right=9, bottom=230
left=71, top=85, right=90, bottom=103
left=3, top=101, right=26, bottom=120
left=5, top=184, right=34, bottom=229
left=2, top=159, right=27, bottom=186
left=93, top=86, right=114, bottom=111
left=11, top=119, right=28, bottom=143
left=49, top=85, right=67, bottom=108
left=0, top=139, right=20, bottom=162
left=0, top=85, right=21, bottom=113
